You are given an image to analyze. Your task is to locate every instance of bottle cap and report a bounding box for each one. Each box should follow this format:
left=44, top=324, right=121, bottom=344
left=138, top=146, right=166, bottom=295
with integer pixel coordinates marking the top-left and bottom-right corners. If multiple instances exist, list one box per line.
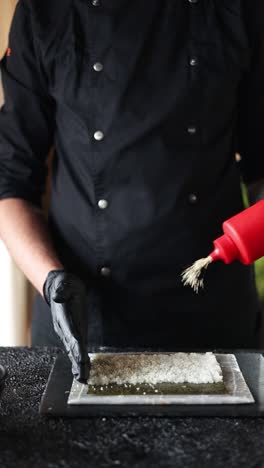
left=210, top=234, right=240, bottom=264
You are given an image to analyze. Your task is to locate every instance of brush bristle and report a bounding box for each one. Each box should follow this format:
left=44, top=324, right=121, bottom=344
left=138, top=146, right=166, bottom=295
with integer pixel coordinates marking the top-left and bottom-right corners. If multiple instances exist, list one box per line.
left=181, top=256, right=213, bottom=293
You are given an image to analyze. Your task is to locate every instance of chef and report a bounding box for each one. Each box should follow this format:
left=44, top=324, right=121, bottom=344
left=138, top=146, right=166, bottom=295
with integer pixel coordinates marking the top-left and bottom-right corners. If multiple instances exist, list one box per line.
left=0, top=0, right=263, bottom=382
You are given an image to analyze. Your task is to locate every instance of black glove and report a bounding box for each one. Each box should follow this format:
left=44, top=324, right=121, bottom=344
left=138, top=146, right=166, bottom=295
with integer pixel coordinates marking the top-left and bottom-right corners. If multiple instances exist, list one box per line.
left=43, top=270, right=91, bottom=383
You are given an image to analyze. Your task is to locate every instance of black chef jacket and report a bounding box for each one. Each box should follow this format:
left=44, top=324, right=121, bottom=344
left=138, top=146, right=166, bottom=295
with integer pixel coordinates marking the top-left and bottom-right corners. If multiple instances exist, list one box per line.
left=0, top=0, right=263, bottom=349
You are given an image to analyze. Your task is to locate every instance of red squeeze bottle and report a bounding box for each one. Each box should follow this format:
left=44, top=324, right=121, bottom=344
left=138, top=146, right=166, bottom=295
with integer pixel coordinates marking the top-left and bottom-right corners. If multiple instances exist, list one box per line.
left=209, top=200, right=264, bottom=264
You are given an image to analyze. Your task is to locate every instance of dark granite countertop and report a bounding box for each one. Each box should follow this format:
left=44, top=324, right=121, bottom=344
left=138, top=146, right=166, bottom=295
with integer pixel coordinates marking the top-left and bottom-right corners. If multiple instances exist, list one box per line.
left=1, top=347, right=264, bottom=468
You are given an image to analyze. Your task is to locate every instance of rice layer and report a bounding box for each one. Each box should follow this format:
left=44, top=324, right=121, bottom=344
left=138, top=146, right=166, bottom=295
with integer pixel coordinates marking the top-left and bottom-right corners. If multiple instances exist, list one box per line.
left=88, top=352, right=223, bottom=386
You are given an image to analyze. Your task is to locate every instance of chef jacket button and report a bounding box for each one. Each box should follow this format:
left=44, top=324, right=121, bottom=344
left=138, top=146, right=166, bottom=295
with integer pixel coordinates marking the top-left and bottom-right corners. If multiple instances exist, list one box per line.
left=93, top=62, right=103, bottom=72
left=94, top=131, right=104, bottom=141
left=188, top=126, right=197, bottom=135
left=190, top=57, right=198, bottom=67
left=189, top=193, right=198, bottom=204
left=92, top=0, right=100, bottom=6
left=98, top=199, right=108, bottom=209
left=101, top=267, right=111, bottom=277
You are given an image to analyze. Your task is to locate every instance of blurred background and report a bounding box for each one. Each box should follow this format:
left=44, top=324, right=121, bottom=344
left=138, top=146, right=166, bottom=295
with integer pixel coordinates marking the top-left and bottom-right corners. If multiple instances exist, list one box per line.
left=0, top=0, right=263, bottom=347
left=0, top=70, right=37, bottom=346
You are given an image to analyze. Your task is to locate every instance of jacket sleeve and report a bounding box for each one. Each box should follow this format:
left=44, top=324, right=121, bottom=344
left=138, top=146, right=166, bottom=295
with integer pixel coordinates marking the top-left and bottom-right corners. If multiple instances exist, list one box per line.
left=236, top=0, right=264, bottom=184
left=0, top=0, right=55, bottom=208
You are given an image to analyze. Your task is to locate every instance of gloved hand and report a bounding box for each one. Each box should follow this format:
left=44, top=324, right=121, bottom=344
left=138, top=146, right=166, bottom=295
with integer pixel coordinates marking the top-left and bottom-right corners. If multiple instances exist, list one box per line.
left=43, top=270, right=91, bottom=383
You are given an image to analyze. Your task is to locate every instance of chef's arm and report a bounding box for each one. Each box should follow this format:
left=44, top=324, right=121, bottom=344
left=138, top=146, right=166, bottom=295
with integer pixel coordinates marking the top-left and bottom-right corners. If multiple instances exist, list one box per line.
left=0, top=1, right=90, bottom=382
left=236, top=0, right=264, bottom=188
left=0, top=198, right=63, bottom=295
left=0, top=1, right=61, bottom=294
